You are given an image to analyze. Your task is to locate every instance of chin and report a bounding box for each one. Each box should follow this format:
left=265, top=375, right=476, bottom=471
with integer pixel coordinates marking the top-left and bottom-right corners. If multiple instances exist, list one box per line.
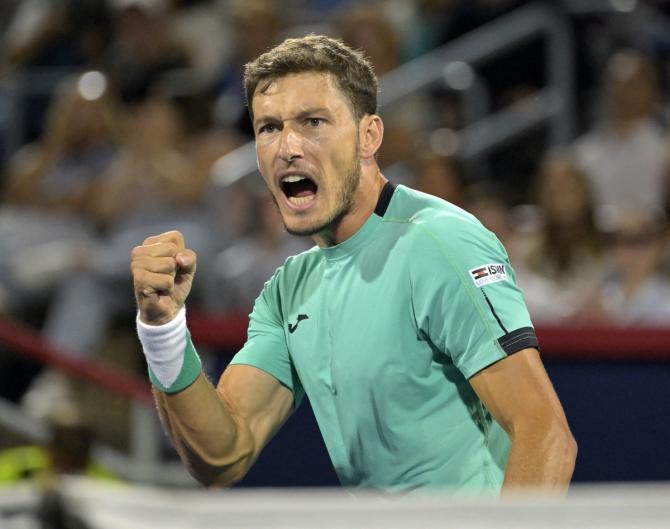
left=284, top=220, right=326, bottom=237
left=281, top=210, right=333, bottom=237
left=286, top=210, right=349, bottom=238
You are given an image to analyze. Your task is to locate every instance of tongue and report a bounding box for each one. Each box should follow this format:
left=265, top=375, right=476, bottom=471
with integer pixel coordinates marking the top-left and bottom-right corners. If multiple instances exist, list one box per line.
left=289, top=179, right=317, bottom=198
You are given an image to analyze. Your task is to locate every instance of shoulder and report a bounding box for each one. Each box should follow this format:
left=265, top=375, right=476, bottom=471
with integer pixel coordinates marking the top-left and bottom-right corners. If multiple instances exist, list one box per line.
left=260, top=244, right=321, bottom=293
left=389, top=187, right=512, bottom=293
left=391, top=185, right=482, bottom=227
left=391, top=185, right=499, bottom=256
left=277, top=244, right=321, bottom=275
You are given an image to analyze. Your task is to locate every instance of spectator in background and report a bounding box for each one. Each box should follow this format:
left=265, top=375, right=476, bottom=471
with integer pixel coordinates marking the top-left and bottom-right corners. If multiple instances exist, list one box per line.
left=3, top=0, right=112, bottom=70
left=4, top=75, right=120, bottom=213
left=1, top=0, right=114, bottom=144
left=89, top=93, right=201, bottom=226
left=166, top=0, right=233, bottom=81
left=337, top=4, right=427, bottom=183
left=106, top=0, right=190, bottom=102
left=519, top=154, right=605, bottom=324
left=578, top=210, right=670, bottom=326
left=0, top=403, right=115, bottom=486
left=88, top=91, right=219, bottom=297
left=214, top=0, right=285, bottom=136
left=411, top=152, right=465, bottom=207
left=213, top=192, right=310, bottom=313
left=464, top=180, right=518, bottom=257
left=574, top=49, right=668, bottom=215
left=338, top=4, right=400, bottom=76
left=50, top=92, right=219, bottom=353
left=0, top=73, right=121, bottom=315
left=20, top=90, right=222, bottom=417
left=0, top=73, right=124, bottom=418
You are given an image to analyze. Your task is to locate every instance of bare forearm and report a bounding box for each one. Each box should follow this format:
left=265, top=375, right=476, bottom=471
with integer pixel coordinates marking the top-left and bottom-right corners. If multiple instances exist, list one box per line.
left=132, top=232, right=287, bottom=488
left=154, top=373, right=253, bottom=486
left=502, top=425, right=577, bottom=493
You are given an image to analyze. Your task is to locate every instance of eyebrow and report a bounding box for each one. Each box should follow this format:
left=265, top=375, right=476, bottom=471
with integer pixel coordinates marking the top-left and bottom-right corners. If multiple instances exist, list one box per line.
left=254, top=107, right=333, bottom=128
left=294, top=107, right=332, bottom=120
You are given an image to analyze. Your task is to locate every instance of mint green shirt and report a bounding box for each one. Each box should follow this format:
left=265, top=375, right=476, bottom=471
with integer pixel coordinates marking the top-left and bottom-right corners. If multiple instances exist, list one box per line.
left=231, top=183, right=538, bottom=493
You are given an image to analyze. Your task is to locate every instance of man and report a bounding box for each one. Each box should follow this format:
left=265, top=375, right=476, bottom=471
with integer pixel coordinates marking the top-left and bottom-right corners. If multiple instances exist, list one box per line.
left=132, top=35, right=576, bottom=493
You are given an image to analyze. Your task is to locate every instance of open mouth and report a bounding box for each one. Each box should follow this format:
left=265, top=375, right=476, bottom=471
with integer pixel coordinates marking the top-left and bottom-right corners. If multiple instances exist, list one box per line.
left=280, top=175, right=318, bottom=206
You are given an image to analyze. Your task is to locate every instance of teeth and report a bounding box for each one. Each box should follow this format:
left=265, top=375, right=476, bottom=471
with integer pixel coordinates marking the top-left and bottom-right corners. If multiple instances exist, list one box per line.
left=282, top=175, right=307, bottom=183
left=288, top=195, right=315, bottom=205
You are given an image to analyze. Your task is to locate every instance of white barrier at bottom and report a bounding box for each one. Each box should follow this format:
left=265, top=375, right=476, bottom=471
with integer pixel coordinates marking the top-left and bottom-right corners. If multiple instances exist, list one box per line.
left=1, top=477, right=670, bottom=529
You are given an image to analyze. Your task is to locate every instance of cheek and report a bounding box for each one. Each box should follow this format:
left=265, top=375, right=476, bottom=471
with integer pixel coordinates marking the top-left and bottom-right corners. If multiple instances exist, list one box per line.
left=302, top=134, right=332, bottom=164
left=255, top=144, right=274, bottom=177
left=325, top=137, right=357, bottom=171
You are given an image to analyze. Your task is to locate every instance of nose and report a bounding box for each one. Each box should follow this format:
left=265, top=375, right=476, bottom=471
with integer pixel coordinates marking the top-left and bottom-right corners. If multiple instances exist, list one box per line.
left=278, top=125, right=303, bottom=163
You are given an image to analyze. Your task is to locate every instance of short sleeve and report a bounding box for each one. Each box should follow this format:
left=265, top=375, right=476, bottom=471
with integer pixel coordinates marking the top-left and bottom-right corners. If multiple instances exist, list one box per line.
left=230, top=272, right=304, bottom=408
left=410, top=216, right=538, bottom=379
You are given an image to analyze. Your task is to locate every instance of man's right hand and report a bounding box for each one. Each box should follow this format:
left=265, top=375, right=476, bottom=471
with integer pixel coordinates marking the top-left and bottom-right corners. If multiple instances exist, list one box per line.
left=131, top=230, right=197, bottom=325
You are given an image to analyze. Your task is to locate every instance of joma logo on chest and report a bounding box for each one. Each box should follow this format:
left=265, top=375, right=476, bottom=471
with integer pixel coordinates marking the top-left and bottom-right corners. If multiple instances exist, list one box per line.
left=288, top=314, right=309, bottom=334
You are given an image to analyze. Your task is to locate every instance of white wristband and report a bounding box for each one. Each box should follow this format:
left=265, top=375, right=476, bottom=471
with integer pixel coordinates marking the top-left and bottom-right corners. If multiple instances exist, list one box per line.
left=136, top=307, right=198, bottom=391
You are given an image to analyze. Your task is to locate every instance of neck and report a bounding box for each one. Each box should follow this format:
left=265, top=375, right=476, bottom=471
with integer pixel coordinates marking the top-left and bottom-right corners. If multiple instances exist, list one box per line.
left=312, top=166, right=387, bottom=248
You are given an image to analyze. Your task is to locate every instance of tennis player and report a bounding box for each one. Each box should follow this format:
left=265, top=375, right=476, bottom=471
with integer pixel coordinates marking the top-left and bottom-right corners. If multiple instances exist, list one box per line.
left=132, top=35, right=576, bottom=494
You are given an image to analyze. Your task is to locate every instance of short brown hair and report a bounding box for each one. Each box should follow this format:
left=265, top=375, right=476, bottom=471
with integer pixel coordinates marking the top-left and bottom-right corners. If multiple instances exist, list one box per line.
left=244, top=35, right=378, bottom=122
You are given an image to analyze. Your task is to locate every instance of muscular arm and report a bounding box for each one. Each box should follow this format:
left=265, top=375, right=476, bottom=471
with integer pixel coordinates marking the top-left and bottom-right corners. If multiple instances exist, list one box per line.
left=155, top=365, right=294, bottom=487
left=132, top=230, right=293, bottom=487
left=469, top=348, right=577, bottom=493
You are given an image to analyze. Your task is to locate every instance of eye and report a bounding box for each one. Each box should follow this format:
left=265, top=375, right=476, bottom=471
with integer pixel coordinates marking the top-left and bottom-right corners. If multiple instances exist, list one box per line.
left=307, top=118, right=323, bottom=127
left=258, top=123, right=277, bottom=134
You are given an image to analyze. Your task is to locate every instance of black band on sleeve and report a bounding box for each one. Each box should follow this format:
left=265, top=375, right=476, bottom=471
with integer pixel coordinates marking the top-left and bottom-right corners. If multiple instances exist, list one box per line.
left=497, top=326, right=539, bottom=355
left=467, top=327, right=540, bottom=380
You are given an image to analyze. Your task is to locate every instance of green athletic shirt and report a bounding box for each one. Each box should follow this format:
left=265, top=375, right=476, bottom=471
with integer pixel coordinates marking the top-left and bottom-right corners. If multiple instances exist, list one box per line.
left=230, top=182, right=538, bottom=493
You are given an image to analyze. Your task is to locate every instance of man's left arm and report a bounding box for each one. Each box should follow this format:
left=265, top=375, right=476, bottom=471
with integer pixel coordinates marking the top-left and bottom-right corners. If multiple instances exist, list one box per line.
left=469, top=347, right=577, bottom=493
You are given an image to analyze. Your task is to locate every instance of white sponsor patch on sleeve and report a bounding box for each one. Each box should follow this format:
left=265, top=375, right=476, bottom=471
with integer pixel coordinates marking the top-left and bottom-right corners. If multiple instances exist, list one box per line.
left=469, top=263, right=508, bottom=287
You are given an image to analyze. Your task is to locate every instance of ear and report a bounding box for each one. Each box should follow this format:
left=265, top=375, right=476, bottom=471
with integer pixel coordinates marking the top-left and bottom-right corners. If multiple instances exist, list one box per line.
left=359, top=114, right=384, bottom=159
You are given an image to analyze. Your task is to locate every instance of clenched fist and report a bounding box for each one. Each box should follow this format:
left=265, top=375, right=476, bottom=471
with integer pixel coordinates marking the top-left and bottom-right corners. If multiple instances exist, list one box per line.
left=131, top=231, right=197, bottom=325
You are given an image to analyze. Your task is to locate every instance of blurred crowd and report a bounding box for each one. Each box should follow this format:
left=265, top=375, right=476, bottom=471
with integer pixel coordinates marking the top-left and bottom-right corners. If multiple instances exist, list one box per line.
left=1, top=0, right=670, bottom=416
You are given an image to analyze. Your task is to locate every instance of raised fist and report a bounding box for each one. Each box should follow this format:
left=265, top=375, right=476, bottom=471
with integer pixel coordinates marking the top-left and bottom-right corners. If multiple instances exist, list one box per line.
left=131, top=230, right=197, bottom=325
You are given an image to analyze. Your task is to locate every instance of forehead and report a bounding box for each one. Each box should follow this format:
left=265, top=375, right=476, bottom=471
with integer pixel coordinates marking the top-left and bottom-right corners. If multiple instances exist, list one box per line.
left=251, top=72, right=353, bottom=120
